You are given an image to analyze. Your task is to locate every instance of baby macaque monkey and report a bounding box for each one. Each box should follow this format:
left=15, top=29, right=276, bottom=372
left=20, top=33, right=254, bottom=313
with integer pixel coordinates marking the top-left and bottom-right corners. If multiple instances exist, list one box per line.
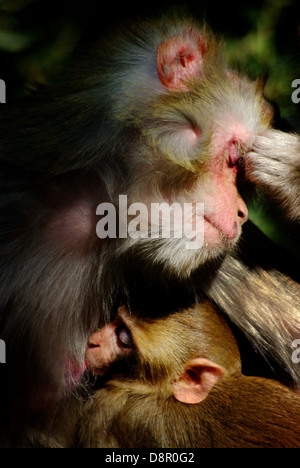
left=76, top=304, right=300, bottom=448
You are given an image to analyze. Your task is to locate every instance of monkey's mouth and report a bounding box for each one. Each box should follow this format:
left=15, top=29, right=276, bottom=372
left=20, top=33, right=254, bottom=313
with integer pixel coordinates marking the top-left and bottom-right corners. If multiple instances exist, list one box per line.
left=203, top=214, right=240, bottom=248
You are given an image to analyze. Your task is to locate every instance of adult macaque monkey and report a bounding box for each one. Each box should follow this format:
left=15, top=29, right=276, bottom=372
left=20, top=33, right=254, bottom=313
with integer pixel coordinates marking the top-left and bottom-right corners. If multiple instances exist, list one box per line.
left=41, top=304, right=299, bottom=449
left=0, top=10, right=300, bottom=442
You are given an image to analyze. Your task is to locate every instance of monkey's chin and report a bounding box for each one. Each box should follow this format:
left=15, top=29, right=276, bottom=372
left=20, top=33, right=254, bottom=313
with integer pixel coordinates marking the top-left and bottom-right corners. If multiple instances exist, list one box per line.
left=159, top=241, right=232, bottom=278
left=203, top=216, right=241, bottom=250
left=158, top=224, right=240, bottom=276
left=122, top=236, right=234, bottom=279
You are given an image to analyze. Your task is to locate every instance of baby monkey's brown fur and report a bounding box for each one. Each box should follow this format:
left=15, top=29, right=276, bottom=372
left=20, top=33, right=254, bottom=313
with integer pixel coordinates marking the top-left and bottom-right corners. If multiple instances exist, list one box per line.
left=33, top=303, right=300, bottom=449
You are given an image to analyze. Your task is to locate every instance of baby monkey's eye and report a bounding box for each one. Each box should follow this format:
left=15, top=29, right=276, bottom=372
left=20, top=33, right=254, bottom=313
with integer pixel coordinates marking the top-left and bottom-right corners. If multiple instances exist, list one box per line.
left=117, top=325, right=134, bottom=349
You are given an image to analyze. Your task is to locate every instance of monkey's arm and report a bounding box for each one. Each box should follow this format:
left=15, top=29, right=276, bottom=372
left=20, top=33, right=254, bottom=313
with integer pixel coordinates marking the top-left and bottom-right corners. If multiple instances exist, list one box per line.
left=246, top=129, right=300, bottom=221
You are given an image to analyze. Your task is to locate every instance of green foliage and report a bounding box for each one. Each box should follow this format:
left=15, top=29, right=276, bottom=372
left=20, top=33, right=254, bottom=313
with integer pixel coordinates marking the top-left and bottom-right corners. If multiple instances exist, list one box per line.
left=225, top=0, right=300, bottom=129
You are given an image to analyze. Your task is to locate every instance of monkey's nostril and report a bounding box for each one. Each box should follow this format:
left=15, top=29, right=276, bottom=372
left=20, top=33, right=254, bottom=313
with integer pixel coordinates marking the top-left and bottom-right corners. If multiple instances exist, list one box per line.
left=237, top=207, right=248, bottom=224
left=88, top=342, right=99, bottom=349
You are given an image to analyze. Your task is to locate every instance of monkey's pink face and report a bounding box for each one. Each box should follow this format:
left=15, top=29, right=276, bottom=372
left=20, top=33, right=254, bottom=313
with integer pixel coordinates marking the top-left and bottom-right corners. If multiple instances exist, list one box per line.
left=175, top=136, right=248, bottom=250
left=86, top=309, right=134, bottom=375
left=194, top=136, right=249, bottom=249
left=123, top=115, right=254, bottom=274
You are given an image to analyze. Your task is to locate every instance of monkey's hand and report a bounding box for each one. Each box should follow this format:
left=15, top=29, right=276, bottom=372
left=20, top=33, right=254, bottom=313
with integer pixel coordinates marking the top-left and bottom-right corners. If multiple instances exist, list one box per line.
left=245, top=129, right=300, bottom=221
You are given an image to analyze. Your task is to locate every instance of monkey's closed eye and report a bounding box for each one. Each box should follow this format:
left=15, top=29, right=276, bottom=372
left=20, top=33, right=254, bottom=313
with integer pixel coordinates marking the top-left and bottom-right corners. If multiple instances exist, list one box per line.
left=117, top=325, right=134, bottom=349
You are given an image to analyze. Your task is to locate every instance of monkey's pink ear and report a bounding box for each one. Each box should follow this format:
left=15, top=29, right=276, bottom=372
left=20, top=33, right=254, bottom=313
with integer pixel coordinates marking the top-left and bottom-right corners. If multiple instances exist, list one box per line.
left=157, top=29, right=207, bottom=91
left=172, top=358, right=225, bottom=404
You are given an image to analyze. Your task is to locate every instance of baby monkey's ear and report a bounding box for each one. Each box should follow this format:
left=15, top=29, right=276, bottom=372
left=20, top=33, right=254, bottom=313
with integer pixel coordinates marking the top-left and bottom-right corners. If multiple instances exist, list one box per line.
left=172, top=357, right=225, bottom=404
